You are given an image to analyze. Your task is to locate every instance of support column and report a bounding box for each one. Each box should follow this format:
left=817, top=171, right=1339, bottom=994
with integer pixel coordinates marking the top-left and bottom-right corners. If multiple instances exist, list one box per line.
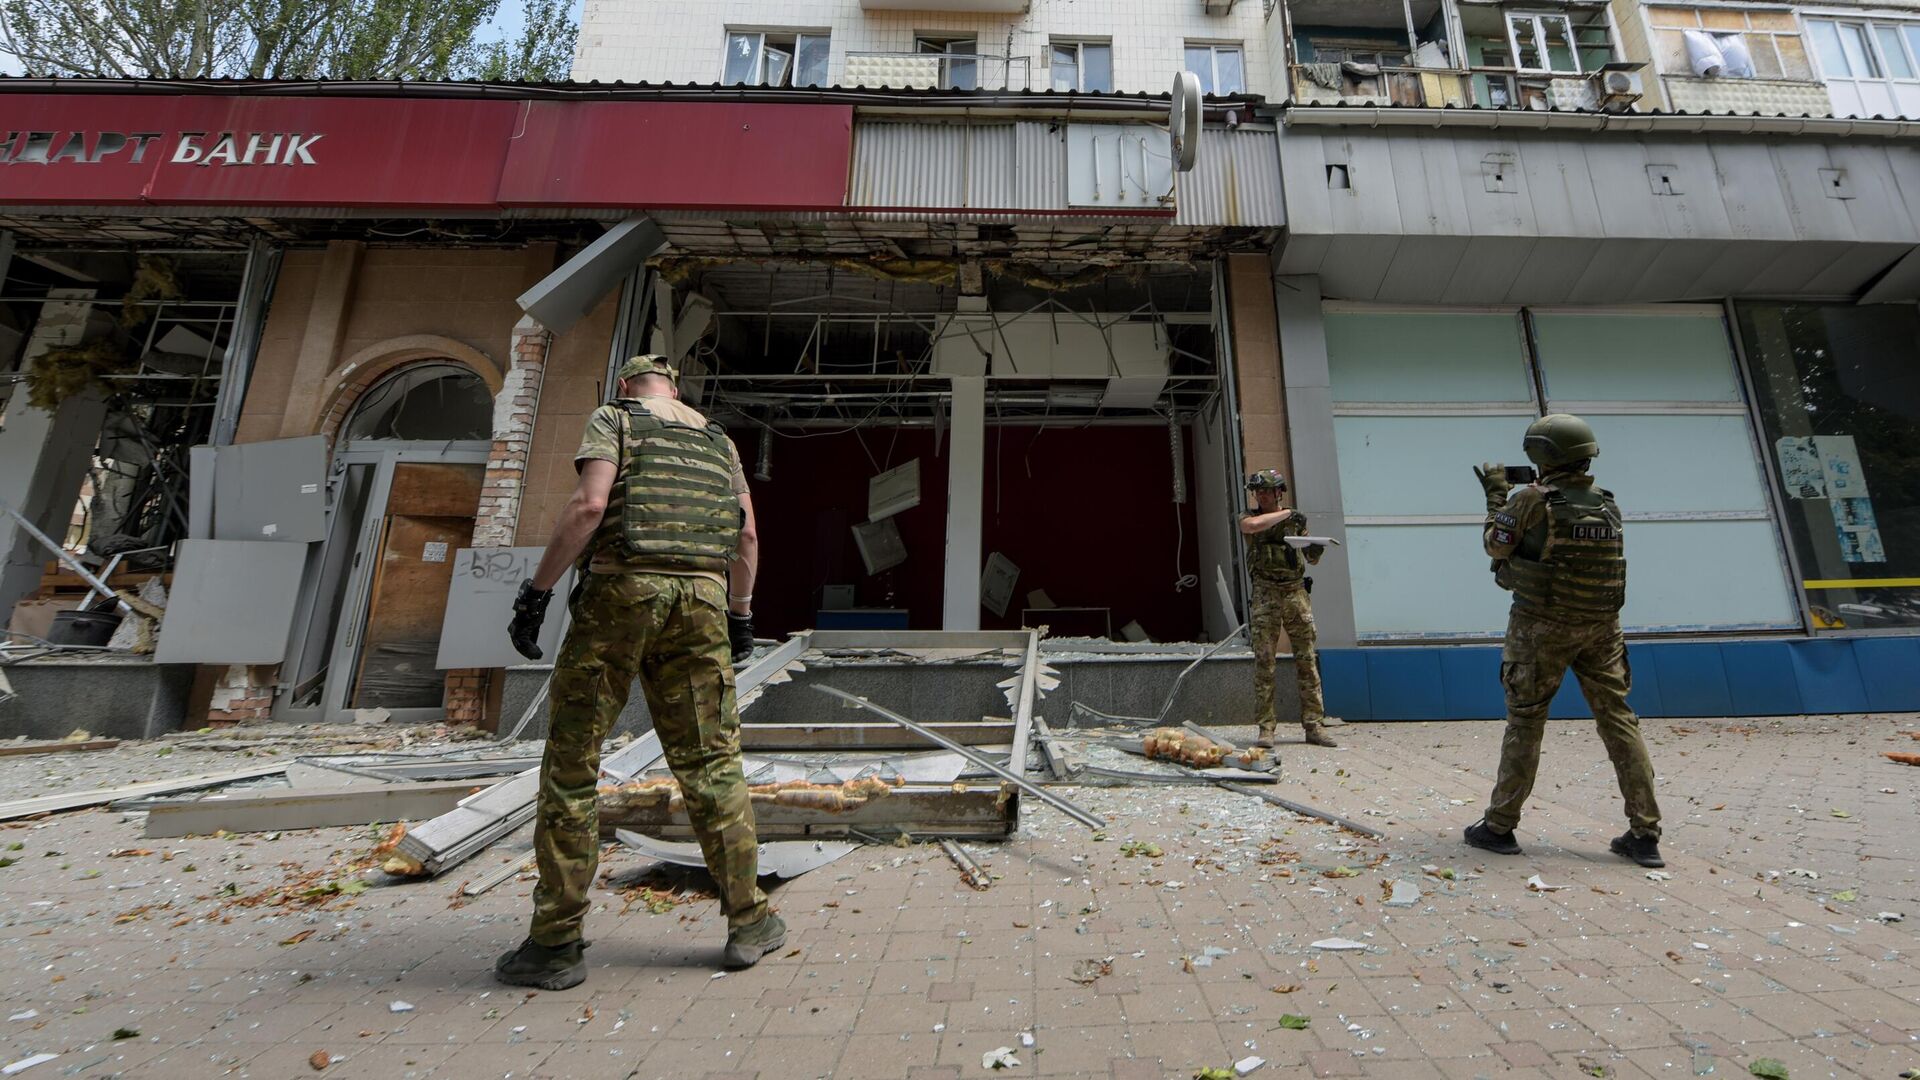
left=0, top=290, right=110, bottom=622
left=941, top=377, right=986, bottom=631
left=1272, top=272, right=1357, bottom=648
left=277, top=240, right=363, bottom=439
left=446, top=316, right=552, bottom=728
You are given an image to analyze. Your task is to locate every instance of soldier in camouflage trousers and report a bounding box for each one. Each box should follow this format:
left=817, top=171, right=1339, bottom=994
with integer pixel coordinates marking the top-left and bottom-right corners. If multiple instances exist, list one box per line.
left=1464, top=414, right=1665, bottom=869
left=499, top=356, right=785, bottom=991
left=1241, top=470, right=1338, bottom=750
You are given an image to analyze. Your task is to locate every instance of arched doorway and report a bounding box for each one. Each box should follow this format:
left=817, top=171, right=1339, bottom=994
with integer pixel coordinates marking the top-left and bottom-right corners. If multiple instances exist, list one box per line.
left=282, top=362, right=494, bottom=722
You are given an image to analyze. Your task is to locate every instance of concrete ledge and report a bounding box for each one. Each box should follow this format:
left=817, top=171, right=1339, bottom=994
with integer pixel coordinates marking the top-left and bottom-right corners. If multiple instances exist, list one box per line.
left=500, top=651, right=1292, bottom=740
left=0, top=657, right=194, bottom=739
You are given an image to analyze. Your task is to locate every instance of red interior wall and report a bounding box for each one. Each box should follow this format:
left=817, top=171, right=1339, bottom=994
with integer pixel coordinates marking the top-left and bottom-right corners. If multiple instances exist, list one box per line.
left=978, top=426, right=1203, bottom=643
left=735, top=427, right=950, bottom=635
left=734, top=423, right=1202, bottom=642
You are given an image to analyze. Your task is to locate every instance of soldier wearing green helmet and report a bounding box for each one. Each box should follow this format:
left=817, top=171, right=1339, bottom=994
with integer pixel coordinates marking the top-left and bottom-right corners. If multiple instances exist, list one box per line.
left=1240, top=468, right=1340, bottom=750
left=1465, top=413, right=1666, bottom=868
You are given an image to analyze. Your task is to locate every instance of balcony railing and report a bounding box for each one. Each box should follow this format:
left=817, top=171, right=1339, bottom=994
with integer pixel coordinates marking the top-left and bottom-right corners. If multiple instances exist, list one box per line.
left=844, top=51, right=1033, bottom=91
left=1290, top=64, right=1609, bottom=110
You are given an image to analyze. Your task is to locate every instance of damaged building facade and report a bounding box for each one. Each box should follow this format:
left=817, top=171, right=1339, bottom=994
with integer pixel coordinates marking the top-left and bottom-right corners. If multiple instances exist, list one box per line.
left=4, top=0, right=1920, bottom=733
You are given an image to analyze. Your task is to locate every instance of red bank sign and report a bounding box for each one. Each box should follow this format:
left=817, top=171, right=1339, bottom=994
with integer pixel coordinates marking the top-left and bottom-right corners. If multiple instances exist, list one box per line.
left=0, top=94, right=854, bottom=212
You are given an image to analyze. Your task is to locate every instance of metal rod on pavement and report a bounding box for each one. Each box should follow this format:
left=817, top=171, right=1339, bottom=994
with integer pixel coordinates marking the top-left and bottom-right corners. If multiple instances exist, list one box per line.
left=1216, top=782, right=1385, bottom=839
left=0, top=498, right=131, bottom=615
left=939, top=839, right=992, bottom=890
left=813, top=684, right=1108, bottom=831
left=1155, top=620, right=1249, bottom=724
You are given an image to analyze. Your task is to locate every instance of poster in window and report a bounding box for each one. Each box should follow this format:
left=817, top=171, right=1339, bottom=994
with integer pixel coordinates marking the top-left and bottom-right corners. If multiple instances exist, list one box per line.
left=1831, top=497, right=1888, bottom=563
left=1816, top=434, right=1870, bottom=498
left=1774, top=436, right=1823, bottom=498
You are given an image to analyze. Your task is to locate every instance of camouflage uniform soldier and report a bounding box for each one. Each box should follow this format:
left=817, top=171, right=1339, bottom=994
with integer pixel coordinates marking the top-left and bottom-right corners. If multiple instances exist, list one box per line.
left=497, top=356, right=785, bottom=990
left=1464, top=414, right=1665, bottom=868
left=1240, top=470, right=1339, bottom=750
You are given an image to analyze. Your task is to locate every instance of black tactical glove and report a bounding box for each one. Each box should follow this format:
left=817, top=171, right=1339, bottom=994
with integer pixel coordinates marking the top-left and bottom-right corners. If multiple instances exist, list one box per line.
left=727, top=611, right=755, bottom=664
left=1304, top=543, right=1327, bottom=562
left=509, top=579, right=553, bottom=661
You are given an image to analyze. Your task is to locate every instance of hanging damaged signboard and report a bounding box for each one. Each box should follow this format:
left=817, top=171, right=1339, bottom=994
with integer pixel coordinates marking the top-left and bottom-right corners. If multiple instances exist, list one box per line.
left=852, top=517, right=907, bottom=575
left=980, top=552, right=1019, bottom=617
left=868, top=459, right=921, bottom=521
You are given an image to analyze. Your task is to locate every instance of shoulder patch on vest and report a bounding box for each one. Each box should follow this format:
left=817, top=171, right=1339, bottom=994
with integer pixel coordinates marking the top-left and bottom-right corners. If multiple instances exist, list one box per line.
left=1570, top=524, right=1619, bottom=541
left=1493, top=511, right=1518, bottom=528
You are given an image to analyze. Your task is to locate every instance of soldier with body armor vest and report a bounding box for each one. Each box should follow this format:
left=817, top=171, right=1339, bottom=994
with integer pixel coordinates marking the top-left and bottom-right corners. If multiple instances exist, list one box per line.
left=1464, top=414, right=1665, bottom=868
left=496, top=356, right=784, bottom=991
left=1241, top=469, right=1340, bottom=750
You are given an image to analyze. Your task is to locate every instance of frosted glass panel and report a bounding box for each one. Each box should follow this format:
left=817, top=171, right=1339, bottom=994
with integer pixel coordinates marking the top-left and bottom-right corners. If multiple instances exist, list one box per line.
left=1348, top=525, right=1513, bottom=636
left=1326, top=313, right=1532, bottom=402
left=1621, top=521, right=1798, bottom=630
left=1336, top=415, right=1536, bottom=517
left=1534, top=313, right=1742, bottom=402
left=1577, top=414, right=1769, bottom=514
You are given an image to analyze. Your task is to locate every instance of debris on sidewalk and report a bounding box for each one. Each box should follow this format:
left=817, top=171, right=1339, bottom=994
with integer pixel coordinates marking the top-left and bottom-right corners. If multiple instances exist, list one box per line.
left=1885, top=751, right=1920, bottom=766
left=1526, top=874, right=1568, bottom=891
left=940, top=838, right=992, bottom=890
left=1309, top=937, right=1368, bottom=951
left=982, top=1047, right=1020, bottom=1070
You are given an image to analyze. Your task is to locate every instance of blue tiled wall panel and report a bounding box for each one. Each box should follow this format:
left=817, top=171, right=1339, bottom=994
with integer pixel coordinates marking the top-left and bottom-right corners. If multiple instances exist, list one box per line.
left=1319, top=649, right=1370, bottom=721
left=1719, top=641, right=1803, bottom=716
left=1364, top=649, right=1448, bottom=721
left=1852, top=637, right=1920, bottom=713
left=1320, top=634, right=1918, bottom=719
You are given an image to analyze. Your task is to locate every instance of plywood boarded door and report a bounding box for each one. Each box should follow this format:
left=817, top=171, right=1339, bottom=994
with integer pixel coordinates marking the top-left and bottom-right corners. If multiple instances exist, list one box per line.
left=351, top=462, right=483, bottom=709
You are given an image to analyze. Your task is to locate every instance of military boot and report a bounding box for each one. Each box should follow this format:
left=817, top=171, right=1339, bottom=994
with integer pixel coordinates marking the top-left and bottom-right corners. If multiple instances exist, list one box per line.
left=1253, top=727, right=1276, bottom=750
left=1320, top=716, right=1346, bottom=728
left=1609, top=831, right=1665, bottom=868
left=494, top=937, right=587, bottom=990
left=1303, top=722, right=1338, bottom=748
left=1463, top=819, right=1523, bottom=856
left=722, top=912, right=787, bottom=969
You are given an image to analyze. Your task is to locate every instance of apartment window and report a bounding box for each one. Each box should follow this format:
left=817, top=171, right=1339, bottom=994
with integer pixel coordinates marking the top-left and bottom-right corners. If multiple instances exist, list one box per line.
left=1645, top=7, right=1812, bottom=82
left=1506, top=12, right=1582, bottom=73
left=724, top=30, right=830, bottom=87
left=917, top=36, right=978, bottom=91
left=1050, top=39, right=1113, bottom=92
left=1805, top=17, right=1920, bottom=118
left=1184, top=43, right=1245, bottom=94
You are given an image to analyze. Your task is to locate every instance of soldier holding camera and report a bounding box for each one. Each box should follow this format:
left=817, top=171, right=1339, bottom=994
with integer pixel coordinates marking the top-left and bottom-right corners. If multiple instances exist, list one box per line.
left=1463, top=414, right=1665, bottom=868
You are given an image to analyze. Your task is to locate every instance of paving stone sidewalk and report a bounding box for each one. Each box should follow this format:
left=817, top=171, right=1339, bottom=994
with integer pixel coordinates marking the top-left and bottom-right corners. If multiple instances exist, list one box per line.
left=0, top=715, right=1914, bottom=1079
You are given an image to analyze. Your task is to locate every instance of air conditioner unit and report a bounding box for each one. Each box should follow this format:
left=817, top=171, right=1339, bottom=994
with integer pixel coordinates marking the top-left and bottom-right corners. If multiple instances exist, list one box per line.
left=1595, top=64, right=1645, bottom=111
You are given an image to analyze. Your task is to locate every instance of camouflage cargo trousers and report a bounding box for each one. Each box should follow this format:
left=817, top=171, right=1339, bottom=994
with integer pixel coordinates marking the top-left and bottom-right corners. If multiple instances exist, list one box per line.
left=529, top=572, right=767, bottom=946
left=1484, top=608, right=1662, bottom=839
left=1250, top=579, right=1324, bottom=736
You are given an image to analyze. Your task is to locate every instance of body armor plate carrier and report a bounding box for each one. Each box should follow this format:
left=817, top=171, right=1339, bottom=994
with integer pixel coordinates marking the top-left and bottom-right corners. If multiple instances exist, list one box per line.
left=618, top=401, right=740, bottom=574
left=1496, top=485, right=1627, bottom=616
left=1249, top=512, right=1308, bottom=585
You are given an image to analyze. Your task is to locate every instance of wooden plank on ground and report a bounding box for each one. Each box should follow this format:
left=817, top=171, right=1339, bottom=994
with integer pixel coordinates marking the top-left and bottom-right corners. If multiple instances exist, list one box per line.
left=739, top=721, right=1013, bottom=749
left=601, top=785, right=1015, bottom=840
left=0, top=739, right=120, bottom=758
left=144, top=778, right=488, bottom=838
left=0, top=764, right=289, bottom=822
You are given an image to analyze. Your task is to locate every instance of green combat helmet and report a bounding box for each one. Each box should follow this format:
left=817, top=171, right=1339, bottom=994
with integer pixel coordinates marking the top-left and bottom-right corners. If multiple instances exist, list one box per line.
left=1246, top=468, right=1287, bottom=491
left=1522, top=414, right=1599, bottom=469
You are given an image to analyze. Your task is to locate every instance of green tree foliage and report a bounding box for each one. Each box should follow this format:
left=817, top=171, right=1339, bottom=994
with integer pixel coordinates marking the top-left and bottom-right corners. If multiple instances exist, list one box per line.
left=0, top=0, right=577, bottom=80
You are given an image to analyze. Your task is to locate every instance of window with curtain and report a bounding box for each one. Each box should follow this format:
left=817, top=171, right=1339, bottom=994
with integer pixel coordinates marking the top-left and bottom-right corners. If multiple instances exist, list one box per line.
left=1050, top=39, right=1113, bottom=92
left=723, top=30, right=830, bottom=87
left=1184, top=42, right=1246, bottom=94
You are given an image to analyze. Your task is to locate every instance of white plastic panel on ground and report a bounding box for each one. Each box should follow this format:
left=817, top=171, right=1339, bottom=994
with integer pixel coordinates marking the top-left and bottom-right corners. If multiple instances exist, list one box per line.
left=1620, top=520, right=1799, bottom=631
left=1532, top=312, right=1744, bottom=403
left=1325, top=311, right=1533, bottom=404
left=1334, top=415, right=1535, bottom=518
left=1347, top=524, right=1513, bottom=638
